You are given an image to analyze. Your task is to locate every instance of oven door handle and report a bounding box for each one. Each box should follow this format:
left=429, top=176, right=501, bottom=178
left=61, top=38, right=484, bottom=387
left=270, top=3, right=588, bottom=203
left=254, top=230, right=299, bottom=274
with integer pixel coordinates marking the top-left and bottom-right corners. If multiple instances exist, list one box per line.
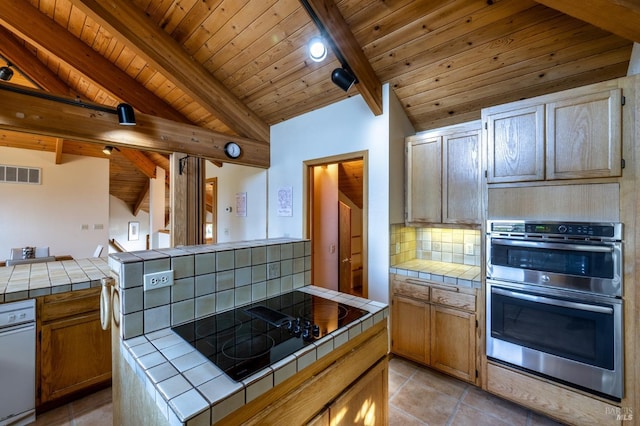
left=492, top=287, right=614, bottom=314
left=491, top=238, right=613, bottom=253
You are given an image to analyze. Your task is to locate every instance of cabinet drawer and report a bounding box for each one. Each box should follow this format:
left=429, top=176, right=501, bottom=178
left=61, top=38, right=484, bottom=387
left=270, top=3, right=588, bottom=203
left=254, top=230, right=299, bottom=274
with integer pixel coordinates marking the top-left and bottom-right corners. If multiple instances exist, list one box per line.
left=431, top=287, right=475, bottom=311
left=40, top=287, right=101, bottom=322
left=392, top=280, right=429, bottom=301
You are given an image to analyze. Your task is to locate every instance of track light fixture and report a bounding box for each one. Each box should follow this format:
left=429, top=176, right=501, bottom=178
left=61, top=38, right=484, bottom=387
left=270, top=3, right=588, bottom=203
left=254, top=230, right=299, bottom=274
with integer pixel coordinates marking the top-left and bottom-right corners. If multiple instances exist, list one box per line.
left=117, top=103, right=136, bottom=126
left=0, top=65, right=13, bottom=81
left=102, top=145, right=120, bottom=155
left=331, top=67, right=357, bottom=92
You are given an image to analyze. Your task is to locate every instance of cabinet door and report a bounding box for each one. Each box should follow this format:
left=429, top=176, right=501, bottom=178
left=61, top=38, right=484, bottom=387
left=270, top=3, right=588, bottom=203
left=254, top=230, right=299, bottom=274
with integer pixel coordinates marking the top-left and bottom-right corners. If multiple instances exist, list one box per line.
left=442, top=129, right=482, bottom=224
left=40, top=312, right=112, bottom=404
left=391, top=295, right=429, bottom=364
left=406, top=136, right=441, bottom=223
left=328, top=359, right=387, bottom=426
left=487, top=105, right=545, bottom=183
left=546, top=88, right=622, bottom=180
left=430, top=305, right=476, bottom=383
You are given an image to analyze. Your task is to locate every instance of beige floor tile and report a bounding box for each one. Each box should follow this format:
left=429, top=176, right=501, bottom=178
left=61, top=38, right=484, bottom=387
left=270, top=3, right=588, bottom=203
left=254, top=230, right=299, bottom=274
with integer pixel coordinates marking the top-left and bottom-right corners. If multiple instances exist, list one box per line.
left=410, top=366, right=468, bottom=399
left=390, top=379, right=458, bottom=426
left=388, top=405, right=425, bottom=426
left=451, top=403, right=515, bottom=426
left=461, top=386, right=529, bottom=426
left=389, top=369, right=410, bottom=396
left=389, top=356, right=419, bottom=378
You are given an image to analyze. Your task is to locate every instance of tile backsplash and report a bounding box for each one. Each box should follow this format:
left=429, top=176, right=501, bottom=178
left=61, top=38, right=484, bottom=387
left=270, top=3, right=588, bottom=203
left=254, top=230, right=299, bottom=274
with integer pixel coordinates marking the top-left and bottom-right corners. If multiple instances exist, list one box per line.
left=109, top=239, right=311, bottom=340
left=390, top=224, right=480, bottom=266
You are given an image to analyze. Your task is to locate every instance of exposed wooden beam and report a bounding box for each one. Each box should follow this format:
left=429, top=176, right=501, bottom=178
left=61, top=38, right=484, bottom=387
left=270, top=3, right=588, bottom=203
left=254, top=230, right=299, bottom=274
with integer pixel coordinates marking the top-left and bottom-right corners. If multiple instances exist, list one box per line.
left=133, top=180, right=149, bottom=217
left=119, top=148, right=157, bottom=180
left=0, top=0, right=188, bottom=123
left=303, top=0, right=383, bottom=116
left=0, top=84, right=270, bottom=168
left=535, top=0, right=640, bottom=43
left=54, top=138, right=63, bottom=165
left=70, top=0, right=271, bottom=142
left=0, top=26, right=72, bottom=96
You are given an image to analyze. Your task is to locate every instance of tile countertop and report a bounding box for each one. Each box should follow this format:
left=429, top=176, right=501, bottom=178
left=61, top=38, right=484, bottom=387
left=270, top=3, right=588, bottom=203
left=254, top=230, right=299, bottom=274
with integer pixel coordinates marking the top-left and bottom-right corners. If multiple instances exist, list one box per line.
left=120, top=285, right=389, bottom=425
left=0, top=257, right=111, bottom=303
left=391, top=259, right=481, bottom=288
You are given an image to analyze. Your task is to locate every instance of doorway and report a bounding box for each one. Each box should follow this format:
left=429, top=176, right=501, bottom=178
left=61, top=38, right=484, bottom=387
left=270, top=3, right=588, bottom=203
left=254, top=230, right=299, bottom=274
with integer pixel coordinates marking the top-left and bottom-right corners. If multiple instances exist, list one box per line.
left=306, top=153, right=367, bottom=298
left=204, top=177, right=217, bottom=244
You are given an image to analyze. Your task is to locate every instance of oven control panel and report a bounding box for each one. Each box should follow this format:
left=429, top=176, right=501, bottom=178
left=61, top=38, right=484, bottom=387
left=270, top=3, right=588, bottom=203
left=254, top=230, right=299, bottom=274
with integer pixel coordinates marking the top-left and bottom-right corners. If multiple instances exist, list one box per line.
left=489, top=221, right=622, bottom=240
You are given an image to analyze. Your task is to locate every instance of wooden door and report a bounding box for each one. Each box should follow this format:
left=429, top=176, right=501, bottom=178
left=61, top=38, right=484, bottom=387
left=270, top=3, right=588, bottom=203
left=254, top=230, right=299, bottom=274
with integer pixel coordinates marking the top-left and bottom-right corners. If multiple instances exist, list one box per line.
left=338, top=201, right=352, bottom=294
left=442, top=128, right=482, bottom=224
left=546, top=88, right=622, bottom=179
left=406, top=136, right=441, bottom=223
left=205, top=177, right=217, bottom=243
left=430, top=305, right=476, bottom=383
left=40, top=312, right=112, bottom=403
left=486, top=104, right=545, bottom=183
left=391, top=295, right=430, bottom=364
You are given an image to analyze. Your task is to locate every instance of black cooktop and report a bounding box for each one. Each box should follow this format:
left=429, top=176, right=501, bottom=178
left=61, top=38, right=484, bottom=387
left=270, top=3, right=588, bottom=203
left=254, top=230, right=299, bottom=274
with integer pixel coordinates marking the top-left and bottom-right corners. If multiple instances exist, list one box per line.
left=171, top=290, right=368, bottom=381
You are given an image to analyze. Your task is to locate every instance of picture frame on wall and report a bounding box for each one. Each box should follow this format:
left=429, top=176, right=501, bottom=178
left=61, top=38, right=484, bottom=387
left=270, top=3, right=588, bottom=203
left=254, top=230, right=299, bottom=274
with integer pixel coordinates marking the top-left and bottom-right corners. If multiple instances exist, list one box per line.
left=128, top=221, right=139, bottom=241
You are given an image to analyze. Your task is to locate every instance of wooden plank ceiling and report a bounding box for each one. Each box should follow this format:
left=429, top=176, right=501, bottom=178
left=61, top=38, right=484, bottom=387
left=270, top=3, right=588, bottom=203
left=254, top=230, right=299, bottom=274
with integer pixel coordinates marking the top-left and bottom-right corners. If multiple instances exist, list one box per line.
left=0, top=0, right=636, bottom=214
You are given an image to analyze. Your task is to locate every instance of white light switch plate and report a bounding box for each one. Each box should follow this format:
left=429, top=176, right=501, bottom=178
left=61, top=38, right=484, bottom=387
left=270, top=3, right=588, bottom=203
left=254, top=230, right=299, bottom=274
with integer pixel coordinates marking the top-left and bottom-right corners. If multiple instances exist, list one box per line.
left=464, top=243, right=474, bottom=256
left=144, top=270, right=174, bottom=291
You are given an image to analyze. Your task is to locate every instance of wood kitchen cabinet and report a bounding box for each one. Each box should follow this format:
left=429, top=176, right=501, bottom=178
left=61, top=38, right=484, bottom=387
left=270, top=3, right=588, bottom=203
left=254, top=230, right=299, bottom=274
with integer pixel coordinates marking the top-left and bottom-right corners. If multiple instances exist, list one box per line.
left=486, top=87, right=622, bottom=183
left=406, top=121, right=482, bottom=225
left=36, top=287, right=111, bottom=409
left=391, top=274, right=477, bottom=384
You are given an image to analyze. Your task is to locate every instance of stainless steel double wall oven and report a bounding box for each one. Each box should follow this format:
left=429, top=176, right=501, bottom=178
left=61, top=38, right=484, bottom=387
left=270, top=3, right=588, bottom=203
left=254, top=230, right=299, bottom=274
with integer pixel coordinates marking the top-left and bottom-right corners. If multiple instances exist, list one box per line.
left=486, top=220, right=623, bottom=400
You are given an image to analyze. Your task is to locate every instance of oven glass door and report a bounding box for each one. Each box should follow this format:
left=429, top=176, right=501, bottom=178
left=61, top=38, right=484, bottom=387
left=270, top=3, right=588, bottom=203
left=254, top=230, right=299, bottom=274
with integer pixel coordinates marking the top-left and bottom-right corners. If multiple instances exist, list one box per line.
left=490, top=285, right=615, bottom=369
left=489, top=239, right=615, bottom=279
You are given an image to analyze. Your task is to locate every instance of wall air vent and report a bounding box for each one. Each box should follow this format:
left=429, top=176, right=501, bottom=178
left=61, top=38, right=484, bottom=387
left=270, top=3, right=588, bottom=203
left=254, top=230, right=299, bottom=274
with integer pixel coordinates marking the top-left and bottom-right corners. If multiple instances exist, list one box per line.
left=0, top=164, right=41, bottom=185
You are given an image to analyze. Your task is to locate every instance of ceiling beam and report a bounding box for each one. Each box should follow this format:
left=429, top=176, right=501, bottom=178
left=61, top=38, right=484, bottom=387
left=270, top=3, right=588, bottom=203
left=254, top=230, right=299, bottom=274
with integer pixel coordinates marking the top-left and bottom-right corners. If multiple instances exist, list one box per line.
left=119, top=148, right=157, bottom=180
left=0, top=0, right=188, bottom=123
left=0, top=84, right=270, bottom=168
left=303, top=0, right=383, bottom=116
left=535, top=0, right=640, bottom=43
left=70, top=0, right=271, bottom=142
left=133, top=180, right=150, bottom=217
left=0, top=26, right=72, bottom=96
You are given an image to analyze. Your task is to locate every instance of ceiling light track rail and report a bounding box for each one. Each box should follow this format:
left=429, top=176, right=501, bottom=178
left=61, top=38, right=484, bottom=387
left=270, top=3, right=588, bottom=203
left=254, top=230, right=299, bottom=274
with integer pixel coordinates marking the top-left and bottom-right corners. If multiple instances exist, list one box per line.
left=0, top=82, right=135, bottom=125
left=299, top=0, right=358, bottom=91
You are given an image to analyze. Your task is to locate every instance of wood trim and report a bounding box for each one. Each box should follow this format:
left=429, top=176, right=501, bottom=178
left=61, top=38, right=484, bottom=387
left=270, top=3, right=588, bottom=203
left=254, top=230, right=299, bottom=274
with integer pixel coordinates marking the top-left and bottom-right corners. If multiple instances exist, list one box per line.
left=487, top=362, right=622, bottom=425
left=219, top=319, right=388, bottom=425
left=70, top=0, right=270, bottom=142
left=54, top=138, right=64, bottom=165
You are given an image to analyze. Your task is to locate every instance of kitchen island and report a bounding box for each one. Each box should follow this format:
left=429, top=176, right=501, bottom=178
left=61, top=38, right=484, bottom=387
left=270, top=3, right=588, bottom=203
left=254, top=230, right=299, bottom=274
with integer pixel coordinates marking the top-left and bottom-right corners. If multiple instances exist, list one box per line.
left=108, top=239, right=389, bottom=425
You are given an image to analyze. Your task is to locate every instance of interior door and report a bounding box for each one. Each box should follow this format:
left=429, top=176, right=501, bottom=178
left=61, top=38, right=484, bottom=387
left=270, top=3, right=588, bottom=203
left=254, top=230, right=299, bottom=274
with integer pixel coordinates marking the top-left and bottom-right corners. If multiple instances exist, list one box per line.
left=339, top=201, right=352, bottom=294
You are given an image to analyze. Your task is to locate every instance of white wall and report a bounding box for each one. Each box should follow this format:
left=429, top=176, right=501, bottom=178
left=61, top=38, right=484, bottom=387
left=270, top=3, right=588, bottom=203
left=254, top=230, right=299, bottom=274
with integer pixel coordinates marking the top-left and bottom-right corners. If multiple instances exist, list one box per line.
left=205, top=161, right=267, bottom=243
left=269, top=84, right=413, bottom=303
left=108, top=195, right=150, bottom=252
left=0, top=148, right=109, bottom=260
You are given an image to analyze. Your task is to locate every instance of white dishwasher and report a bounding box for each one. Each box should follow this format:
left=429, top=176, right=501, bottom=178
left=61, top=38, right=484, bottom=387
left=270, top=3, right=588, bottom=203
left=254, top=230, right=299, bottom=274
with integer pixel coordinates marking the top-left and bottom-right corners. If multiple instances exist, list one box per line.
left=0, top=299, right=36, bottom=426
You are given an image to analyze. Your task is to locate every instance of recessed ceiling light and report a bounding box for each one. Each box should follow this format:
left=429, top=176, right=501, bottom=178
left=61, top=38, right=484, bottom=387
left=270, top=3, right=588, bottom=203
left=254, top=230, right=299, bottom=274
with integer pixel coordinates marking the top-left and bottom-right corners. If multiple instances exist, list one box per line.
left=308, top=36, right=327, bottom=62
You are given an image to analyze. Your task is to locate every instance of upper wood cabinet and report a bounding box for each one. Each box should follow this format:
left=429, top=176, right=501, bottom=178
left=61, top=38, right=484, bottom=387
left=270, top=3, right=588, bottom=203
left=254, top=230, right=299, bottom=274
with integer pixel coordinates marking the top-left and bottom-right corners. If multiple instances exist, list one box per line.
left=486, top=105, right=545, bottom=183
left=406, top=121, right=482, bottom=225
left=486, top=88, right=622, bottom=183
left=546, top=89, right=622, bottom=180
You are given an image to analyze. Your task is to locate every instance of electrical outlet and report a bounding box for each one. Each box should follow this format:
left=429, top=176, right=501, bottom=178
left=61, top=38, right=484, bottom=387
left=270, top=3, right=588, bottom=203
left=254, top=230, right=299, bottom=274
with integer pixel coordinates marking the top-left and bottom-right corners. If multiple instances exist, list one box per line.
left=144, top=270, right=174, bottom=291
left=464, top=243, right=474, bottom=256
